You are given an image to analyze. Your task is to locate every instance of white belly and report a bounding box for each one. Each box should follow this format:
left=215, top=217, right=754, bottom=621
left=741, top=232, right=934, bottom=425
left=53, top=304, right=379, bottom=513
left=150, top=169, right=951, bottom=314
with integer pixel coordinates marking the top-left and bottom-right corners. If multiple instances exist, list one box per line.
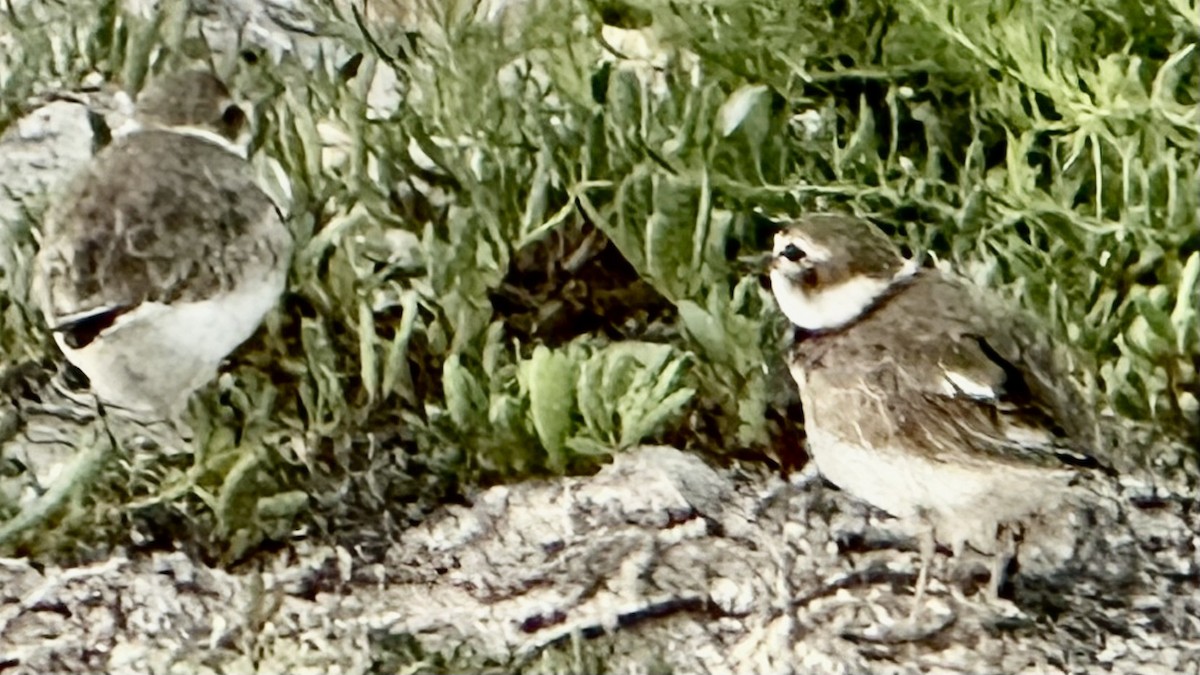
left=795, top=367, right=1073, bottom=553
left=56, top=267, right=285, bottom=417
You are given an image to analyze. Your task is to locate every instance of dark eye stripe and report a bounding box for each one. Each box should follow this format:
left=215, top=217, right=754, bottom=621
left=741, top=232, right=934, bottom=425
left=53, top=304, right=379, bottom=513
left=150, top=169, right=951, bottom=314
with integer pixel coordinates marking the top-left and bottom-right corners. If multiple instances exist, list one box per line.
left=780, top=243, right=806, bottom=262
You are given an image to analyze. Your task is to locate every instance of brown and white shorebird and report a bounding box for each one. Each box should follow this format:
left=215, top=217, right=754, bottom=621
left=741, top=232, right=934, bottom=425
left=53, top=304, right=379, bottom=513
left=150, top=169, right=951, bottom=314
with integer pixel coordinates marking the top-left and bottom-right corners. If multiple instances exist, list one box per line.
left=768, top=214, right=1107, bottom=603
left=33, top=70, right=292, bottom=420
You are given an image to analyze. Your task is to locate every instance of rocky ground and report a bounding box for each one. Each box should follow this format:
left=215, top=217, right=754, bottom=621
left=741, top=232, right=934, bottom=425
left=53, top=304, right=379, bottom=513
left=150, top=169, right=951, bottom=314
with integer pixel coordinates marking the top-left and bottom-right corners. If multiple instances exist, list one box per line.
left=1, top=445, right=1198, bottom=674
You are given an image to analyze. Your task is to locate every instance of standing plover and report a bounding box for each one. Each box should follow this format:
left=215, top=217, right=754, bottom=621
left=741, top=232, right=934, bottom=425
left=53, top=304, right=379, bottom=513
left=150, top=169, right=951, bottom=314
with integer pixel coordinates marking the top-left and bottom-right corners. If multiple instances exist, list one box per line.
left=768, top=214, right=1105, bottom=604
left=33, top=70, right=292, bottom=420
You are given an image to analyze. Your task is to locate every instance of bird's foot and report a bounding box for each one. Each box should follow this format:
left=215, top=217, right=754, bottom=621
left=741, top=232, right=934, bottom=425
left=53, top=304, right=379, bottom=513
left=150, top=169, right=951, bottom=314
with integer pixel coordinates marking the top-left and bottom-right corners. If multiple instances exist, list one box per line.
left=844, top=594, right=957, bottom=643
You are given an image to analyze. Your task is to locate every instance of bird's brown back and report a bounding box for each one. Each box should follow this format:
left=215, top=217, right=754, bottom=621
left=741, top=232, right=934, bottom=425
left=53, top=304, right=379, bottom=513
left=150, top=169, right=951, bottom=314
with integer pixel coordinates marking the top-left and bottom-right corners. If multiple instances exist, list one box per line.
left=792, top=270, right=1101, bottom=468
left=39, top=131, right=285, bottom=320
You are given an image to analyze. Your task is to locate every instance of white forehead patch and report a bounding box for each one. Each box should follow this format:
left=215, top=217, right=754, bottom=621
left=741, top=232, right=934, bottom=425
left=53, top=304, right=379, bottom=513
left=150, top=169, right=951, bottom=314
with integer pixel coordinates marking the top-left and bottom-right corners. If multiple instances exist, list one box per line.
left=773, top=231, right=832, bottom=263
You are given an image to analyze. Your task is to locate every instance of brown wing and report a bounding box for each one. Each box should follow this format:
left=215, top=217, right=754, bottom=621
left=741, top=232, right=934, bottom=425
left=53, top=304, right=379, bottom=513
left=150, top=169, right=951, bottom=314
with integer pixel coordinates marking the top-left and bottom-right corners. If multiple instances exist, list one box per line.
left=814, top=271, right=1105, bottom=471
left=37, top=130, right=285, bottom=325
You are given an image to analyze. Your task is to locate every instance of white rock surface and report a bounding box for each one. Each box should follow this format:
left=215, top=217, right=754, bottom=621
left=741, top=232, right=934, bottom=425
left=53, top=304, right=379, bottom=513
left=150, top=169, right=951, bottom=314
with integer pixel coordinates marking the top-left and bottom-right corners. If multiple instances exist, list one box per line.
left=0, top=100, right=97, bottom=243
left=1, top=445, right=1197, bottom=674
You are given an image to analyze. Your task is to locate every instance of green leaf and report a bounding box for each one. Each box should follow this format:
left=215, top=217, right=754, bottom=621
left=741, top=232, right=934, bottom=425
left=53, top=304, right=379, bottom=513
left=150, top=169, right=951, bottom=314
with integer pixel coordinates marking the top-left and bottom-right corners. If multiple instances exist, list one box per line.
left=644, top=211, right=682, bottom=300
left=1172, top=252, right=1200, bottom=354
left=736, top=375, right=771, bottom=447
left=621, top=387, right=695, bottom=448
left=381, top=290, right=419, bottom=402
left=300, top=318, right=346, bottom=432
left=257, top=491, right=309, bottom=520
left=120, top=10, right=164, bottom=94
left=1131, top=285, right=1176, bottom=351
left=481, top=320, right=508, bottom=380
left=215, top=443, right=267, bottom=537
left=443, top=354, right=487, bottom=430
left=838, top=94, right=877, bottom=173
left=577, top=354, right=614, bottom=442
left=600, top=348, right=640, bottom=407
left=564, top=436, right=613, bottom=457
left=717, top=84, right=771, bottom=138
left=649, top=352, right=692, bottom=404
left=677, top=300, right=730, bottom=365
left=358, top=299, right=379, bottom=404
left=519, top=345, right=579, bottom=471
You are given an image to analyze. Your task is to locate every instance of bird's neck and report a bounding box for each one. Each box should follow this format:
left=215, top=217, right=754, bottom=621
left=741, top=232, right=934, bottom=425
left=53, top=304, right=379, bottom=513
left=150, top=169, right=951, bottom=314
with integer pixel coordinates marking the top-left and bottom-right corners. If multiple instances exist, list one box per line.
left=791, top=267, right=920, bottom=342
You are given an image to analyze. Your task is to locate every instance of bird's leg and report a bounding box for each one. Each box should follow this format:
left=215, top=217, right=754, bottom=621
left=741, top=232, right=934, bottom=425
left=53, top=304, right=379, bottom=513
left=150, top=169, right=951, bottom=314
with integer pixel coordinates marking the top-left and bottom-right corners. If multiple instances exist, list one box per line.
left=910, top=521, right=937, bottom=621
left=93, top=397, right=195, bottom=456
left=167, top=406, right=196, bottom=446
left=848, top=519, right=954, bottom=643
left=132, top=404, right=197, bottom=458
left=988, top=524, right=1018, bottom=599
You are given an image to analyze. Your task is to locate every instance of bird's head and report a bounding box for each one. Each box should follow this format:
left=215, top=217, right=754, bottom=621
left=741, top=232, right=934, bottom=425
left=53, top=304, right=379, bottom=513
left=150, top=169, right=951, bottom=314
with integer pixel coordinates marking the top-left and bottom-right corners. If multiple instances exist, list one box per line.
left=135, top=70, right=247, bottom=143
left=769, top=214, right=917, bottom=331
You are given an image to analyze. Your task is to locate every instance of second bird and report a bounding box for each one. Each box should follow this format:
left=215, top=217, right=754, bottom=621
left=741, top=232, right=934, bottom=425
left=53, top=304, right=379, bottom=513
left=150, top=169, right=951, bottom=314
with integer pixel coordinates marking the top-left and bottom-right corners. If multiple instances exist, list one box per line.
left=34, top=70, right=292, bottom=420
left=768, top=214, right=1109, bottom=599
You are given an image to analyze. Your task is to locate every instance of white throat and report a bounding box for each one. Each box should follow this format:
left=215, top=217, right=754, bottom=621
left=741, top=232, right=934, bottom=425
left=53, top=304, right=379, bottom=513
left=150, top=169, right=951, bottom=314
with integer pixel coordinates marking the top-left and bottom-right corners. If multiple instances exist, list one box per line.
left=771, top=260, right=917, bottom=331
left=114, top=121, right=249, bottom=158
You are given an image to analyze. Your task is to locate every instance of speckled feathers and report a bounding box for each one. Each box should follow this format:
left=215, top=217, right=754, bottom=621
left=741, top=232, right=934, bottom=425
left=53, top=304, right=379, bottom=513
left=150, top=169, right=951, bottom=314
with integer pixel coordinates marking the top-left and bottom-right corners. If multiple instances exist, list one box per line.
left=33, top=70, right=291, bottom=417
left=770, top=214, right=1103, bottom=555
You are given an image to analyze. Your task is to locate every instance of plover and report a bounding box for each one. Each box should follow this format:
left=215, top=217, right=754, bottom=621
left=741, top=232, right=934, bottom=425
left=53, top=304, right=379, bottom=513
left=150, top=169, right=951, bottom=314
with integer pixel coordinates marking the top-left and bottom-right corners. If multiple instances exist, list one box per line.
left=33, top=70, right=292, bottom=420
left=768, top=214, right=1105, bottom=602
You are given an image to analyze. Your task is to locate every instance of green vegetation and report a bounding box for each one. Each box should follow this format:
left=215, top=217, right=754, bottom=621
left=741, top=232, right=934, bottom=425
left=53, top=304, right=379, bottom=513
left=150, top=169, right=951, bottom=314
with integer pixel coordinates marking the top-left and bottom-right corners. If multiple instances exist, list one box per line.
left=0, top=0, right=1196, bottom=562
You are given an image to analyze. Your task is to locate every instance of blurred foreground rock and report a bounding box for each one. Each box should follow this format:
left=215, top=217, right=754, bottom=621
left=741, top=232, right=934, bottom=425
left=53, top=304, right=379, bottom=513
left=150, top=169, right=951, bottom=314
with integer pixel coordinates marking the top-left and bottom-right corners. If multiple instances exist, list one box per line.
left=1, top=445, right=1197, bottom=674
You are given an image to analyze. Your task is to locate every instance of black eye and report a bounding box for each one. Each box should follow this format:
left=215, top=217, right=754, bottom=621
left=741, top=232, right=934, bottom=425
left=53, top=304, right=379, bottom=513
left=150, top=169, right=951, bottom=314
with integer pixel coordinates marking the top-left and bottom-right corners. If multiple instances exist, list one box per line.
left=780, top=243, right=806, bottom=262
left=221, top=104, right=246, bottom=129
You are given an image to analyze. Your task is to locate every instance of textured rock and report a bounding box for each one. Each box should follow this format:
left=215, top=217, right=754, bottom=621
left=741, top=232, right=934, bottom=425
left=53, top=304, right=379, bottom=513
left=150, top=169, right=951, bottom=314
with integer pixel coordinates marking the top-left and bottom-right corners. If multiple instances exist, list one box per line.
left=1, top=445, right=1197, bottom=674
